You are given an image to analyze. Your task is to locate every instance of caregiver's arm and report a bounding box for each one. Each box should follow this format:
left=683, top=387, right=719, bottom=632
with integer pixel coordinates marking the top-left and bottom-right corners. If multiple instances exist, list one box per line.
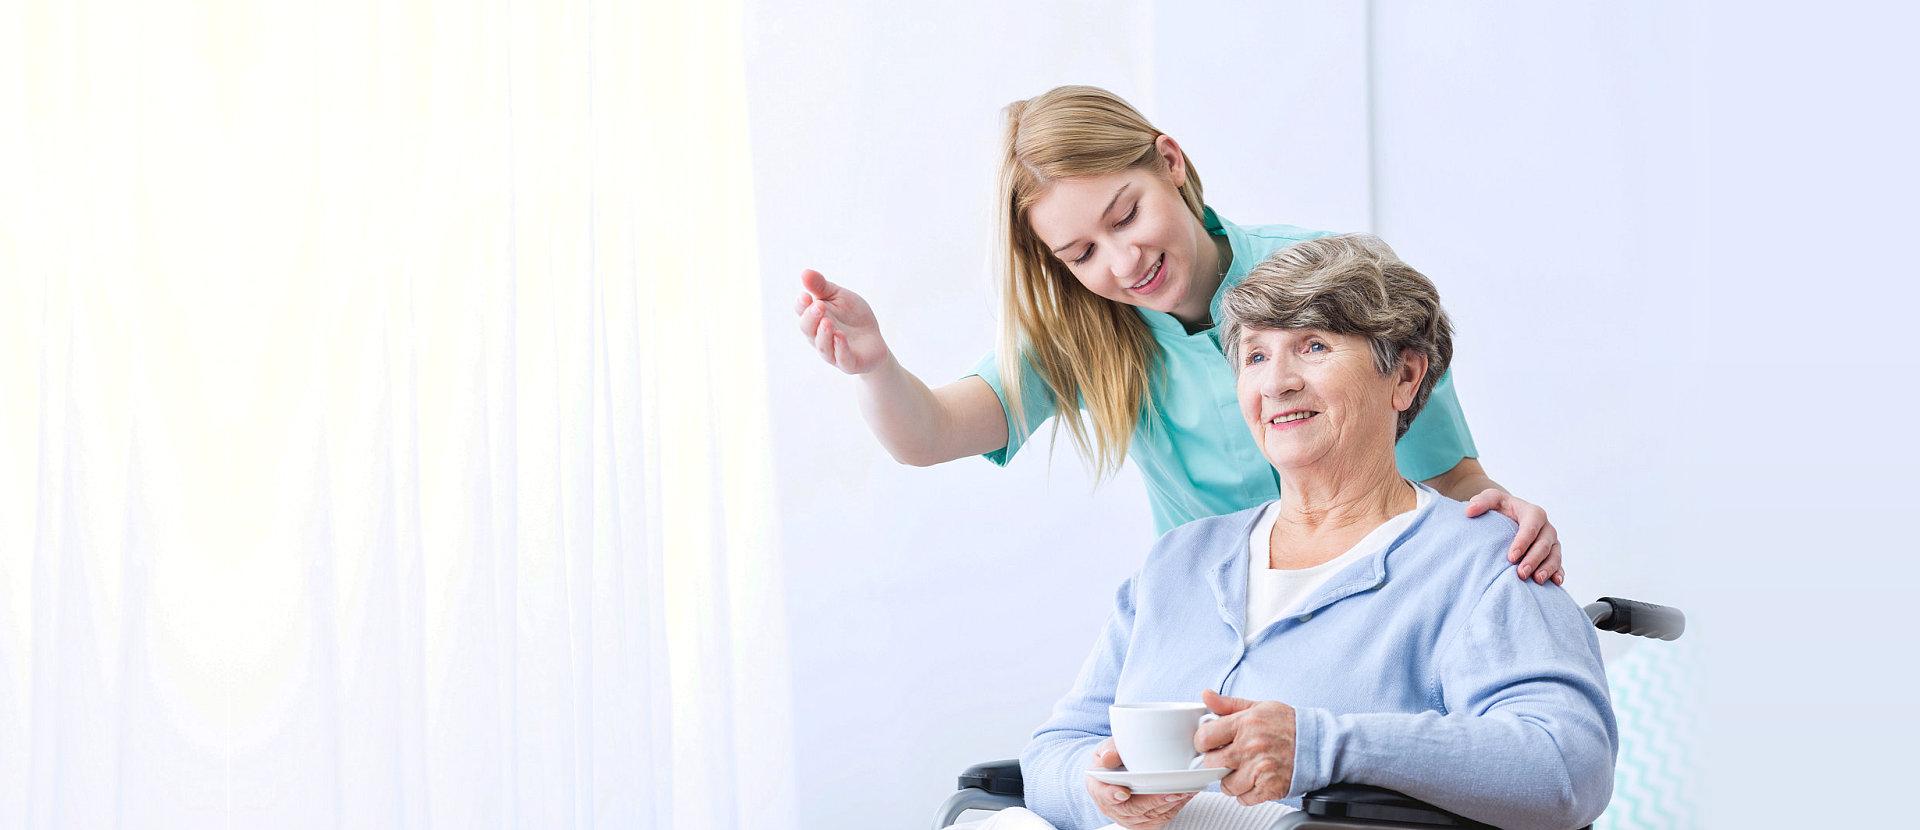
left=1421, top=456, right=1503, bottom=503
left=1285, top=576, right=1617, bottom=830
left=1425, top=457, right=1564, bottom=584
left=796, top=270, right=1008, bottom=465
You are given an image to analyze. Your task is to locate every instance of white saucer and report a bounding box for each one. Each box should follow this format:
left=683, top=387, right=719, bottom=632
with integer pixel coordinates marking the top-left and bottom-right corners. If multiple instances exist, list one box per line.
left=1085, top=765, right=1229, bottom=795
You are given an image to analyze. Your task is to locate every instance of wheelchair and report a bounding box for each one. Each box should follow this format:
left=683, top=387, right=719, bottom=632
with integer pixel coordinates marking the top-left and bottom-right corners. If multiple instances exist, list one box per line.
left=933, top=597, right=1686, bottom=830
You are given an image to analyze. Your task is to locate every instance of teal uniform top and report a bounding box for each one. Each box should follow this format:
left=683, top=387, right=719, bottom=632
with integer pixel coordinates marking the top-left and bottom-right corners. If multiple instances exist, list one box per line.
left=967, top=209, right=1478, bottom=535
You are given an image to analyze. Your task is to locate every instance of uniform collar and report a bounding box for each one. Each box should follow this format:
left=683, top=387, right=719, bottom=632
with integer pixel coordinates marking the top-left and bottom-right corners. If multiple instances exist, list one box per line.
left=1205, top=482, right=1443, bottom=637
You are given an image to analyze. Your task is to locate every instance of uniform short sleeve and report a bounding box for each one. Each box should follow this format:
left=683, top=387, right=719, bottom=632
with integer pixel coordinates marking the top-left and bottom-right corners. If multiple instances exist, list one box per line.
left=966, top=349, right=1059, bottom=466
left=1395, top=370, right=1478, bottom=481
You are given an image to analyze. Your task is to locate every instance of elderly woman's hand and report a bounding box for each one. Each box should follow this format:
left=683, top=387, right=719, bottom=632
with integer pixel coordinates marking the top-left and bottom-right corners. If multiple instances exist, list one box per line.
left=1464, top=489, right=1564, bottom=585
left=1084, top=738, right=1197, bottom=829
left=1194, top=689, right=1295, bottom=806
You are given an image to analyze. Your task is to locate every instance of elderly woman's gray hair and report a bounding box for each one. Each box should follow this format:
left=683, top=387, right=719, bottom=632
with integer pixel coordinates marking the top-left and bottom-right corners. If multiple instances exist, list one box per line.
left=1220, top=233, right=1453, bottom=440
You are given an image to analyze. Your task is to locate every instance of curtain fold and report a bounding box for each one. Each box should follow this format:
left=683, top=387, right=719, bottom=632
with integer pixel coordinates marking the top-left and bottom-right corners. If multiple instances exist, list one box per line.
left=0, top=1, right=793, bottom=827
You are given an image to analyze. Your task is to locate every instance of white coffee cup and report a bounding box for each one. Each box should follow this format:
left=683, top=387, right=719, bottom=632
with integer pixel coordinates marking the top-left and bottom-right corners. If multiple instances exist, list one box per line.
left=1109, top=702, right=1219, bottom=772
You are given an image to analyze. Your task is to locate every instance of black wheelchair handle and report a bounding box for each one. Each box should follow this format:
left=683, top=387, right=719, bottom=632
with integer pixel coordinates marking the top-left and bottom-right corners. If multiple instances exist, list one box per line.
left=1585, top=597, right=1685, bottom=641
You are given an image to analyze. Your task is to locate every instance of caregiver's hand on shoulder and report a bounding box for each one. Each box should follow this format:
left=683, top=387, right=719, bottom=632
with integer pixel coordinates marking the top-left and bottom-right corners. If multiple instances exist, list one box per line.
left=1196, top=689, right=1295, bottom=806
left=1085, top=738, right=1196, bottom=830
left=1464, top=490, right=1564, bottom=585
left=795, top=269, right=891, bottom=375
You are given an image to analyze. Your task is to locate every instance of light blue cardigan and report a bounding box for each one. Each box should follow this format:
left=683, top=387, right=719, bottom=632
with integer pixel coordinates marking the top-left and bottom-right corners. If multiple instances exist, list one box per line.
left=1021, top=485, right=1617, bottom=830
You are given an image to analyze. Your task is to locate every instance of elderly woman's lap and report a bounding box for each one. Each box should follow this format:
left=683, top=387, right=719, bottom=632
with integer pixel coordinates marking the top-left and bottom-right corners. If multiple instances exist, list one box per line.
left=945, top=793, right=1295, bottom=830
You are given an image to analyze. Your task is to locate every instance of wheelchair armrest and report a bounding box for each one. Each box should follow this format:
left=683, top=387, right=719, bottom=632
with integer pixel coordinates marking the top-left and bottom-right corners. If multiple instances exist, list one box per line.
left=1295, top=784, right=1497, bottom=827
left=934, top=760, right=1025, bottom=830
left=1287, top=785, right=1593, bottom=830
left=958, top=758, right=1024, bottom=798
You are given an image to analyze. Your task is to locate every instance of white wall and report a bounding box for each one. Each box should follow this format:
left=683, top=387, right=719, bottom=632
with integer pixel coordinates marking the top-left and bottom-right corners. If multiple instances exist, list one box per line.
left=744, top=4, right=1155, bottom=827
left=749, top=2, right=1918, bottom=827
left=1367, top=4, right=1918, bottom=825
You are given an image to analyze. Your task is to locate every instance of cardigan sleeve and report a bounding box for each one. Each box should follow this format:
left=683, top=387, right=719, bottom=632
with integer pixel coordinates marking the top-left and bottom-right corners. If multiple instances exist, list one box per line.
left=1287, top=571, right=1617, bottom=829
left=1020, top=575, right=1139, bottom=830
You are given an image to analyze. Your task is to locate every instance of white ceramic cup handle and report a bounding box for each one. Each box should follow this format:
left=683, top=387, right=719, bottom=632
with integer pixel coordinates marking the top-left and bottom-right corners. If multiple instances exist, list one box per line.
left=1187, top=713, right=1221, bottom=769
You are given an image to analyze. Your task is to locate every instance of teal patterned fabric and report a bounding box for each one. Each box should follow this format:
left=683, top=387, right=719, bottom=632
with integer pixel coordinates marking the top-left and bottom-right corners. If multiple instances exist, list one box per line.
left=1596, top=641, right=1699, bottom=829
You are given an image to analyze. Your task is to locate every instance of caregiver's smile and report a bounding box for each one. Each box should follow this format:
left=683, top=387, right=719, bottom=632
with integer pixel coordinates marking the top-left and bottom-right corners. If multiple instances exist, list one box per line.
left=1024, top=140, right=1225, bottom=328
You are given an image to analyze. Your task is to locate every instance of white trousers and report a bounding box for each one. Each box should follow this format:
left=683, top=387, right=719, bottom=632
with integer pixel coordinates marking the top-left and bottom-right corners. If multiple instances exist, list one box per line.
left=947, top=792, right=1296, bottom=830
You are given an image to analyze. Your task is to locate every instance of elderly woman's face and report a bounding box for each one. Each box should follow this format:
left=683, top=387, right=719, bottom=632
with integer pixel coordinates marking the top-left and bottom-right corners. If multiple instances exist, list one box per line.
left=1235, top=327, right=1421, bottom=473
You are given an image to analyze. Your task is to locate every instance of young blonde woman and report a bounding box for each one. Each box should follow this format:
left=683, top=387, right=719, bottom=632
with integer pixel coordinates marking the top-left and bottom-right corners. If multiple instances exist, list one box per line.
left=794, top=85, right=1565, bottom=583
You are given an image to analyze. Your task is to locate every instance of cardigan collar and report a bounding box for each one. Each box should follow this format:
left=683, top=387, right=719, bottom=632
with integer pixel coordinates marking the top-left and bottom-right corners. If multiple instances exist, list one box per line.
left=1204, top=483, right=1443, bottom=640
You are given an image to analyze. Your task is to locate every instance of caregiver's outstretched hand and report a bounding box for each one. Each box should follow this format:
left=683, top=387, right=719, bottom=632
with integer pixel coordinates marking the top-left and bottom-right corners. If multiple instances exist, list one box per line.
left=794, top=269, right=1012, bottom=467
left=796, top=269, right=891, bottom=375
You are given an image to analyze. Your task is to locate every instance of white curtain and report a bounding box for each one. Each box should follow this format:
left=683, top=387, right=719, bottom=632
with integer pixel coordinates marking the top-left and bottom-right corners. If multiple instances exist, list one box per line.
left=0, top=1, right=794, bottom=827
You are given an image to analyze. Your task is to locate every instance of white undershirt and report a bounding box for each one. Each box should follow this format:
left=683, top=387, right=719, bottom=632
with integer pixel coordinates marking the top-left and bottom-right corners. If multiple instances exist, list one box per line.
left=1245, top=483, right=1433, bottom=644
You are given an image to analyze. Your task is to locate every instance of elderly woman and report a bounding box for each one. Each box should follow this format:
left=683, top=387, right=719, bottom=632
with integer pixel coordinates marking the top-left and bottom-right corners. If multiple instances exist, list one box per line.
left=1015, top=235, right=1616, bottom=830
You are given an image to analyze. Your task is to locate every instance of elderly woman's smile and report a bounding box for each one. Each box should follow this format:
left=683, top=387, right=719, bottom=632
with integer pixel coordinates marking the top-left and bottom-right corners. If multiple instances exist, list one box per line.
left=1267, top=410, right=1317, bottom=428
left=1234, top=327, right=1421, bottom=476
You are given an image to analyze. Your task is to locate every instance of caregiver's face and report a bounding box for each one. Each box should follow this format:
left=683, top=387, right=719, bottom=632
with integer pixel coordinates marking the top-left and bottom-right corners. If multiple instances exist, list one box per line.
left=1026, top=156, right=1205, bottom=319
left=1235, top=327, right=1415, bottom=472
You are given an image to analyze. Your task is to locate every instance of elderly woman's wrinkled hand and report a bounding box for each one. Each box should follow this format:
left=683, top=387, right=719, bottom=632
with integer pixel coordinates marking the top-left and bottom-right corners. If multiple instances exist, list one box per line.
left=1194, top=689, right=1295, bottom=806
left=1084, top=738, right=1197, bottom=829
left=1464, top=489, right=1564, bottom=585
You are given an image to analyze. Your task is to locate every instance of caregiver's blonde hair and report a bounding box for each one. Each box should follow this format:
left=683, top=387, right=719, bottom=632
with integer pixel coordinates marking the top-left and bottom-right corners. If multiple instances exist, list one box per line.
left=995, top=85, right=1207, bottom=479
